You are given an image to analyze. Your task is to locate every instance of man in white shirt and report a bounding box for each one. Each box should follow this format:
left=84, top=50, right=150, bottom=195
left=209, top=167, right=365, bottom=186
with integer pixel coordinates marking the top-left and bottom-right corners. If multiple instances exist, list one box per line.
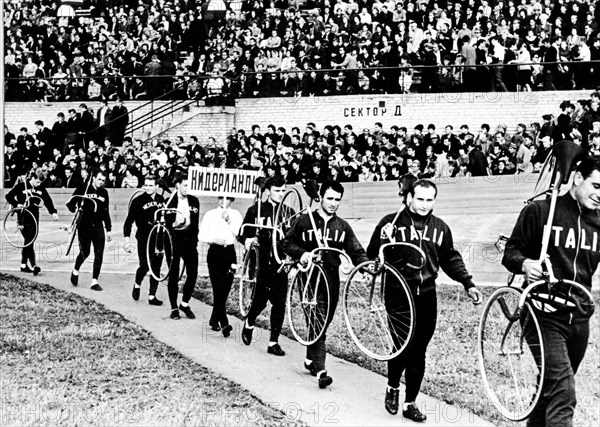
left=198, top=195, right=243, bottom=336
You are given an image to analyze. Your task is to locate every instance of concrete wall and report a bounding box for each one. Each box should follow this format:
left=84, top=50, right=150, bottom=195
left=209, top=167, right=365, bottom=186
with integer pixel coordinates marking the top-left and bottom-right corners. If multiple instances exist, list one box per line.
left=234, top=90, right=587, bottom=133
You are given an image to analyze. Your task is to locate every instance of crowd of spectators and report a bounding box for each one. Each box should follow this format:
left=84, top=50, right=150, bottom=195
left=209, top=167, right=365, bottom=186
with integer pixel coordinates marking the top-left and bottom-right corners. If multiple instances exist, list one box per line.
left=5, top=91, right=600, bottom=189
left=4, top=0, right=600, bottom=102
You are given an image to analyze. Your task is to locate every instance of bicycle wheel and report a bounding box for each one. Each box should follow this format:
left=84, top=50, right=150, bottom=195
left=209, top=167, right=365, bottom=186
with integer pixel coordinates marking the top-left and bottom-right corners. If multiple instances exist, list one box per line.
left=238, top=244, right=260, bottom=317
left=343, top=261, right=415, bottom=361
left=146, top=224, right=174, bottom=282
left=3, top=208, right=38, bottom=248
left=478, top=286, right=545, bottom=421
left=273, top=188, right=303, bottom=264
left=287, top=263, right=330, bottom=346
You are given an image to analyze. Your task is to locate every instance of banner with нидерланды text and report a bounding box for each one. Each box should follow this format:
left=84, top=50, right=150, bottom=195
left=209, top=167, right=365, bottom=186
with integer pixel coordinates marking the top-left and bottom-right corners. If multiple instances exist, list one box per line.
left=187, top=166, right=261, bottom=199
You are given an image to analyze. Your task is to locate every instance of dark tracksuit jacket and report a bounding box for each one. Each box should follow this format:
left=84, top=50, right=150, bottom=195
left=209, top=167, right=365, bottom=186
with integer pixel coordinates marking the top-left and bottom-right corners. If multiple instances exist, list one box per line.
left=367, top=208, right=475, bottom=295
left=123, top=192, right=165, bottom=291
left=502, top=192, right=600, bottom=426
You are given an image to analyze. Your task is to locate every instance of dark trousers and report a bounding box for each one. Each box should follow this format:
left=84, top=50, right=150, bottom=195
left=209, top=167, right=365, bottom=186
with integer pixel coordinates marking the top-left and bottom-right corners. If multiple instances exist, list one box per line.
left=387, top=291, right=437, bottom=402
left=20, top=214, right=37, bottom=266
left=527, top=315, right=589, bottom=427
left=207, top=244, right=237, bottom=327
left=246, top=258, right=288, bottom=342
left=135, top=233, right=159, bottom=296
left=307, top=266, right=339, bottom=373
left=492, top=65, right=508, bottom=91
left=74, top=224, right=105, bottom=279
left=167, top=236, right=198, bottom=310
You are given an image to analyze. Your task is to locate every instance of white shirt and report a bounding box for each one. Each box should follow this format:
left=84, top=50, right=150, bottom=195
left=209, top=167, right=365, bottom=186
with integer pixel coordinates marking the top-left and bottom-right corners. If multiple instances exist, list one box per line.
left=198, top=206, right=242, bottom=245
left=175, top=195, right=190, bottom=229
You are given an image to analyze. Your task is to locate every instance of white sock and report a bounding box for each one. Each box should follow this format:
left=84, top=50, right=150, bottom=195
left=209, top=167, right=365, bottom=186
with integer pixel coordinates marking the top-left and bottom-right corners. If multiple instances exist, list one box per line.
left=21, top=264, right=27, bottom=268
left=305, top=359, right=313, bottom=365
left=387, top=386, right=399, bottom=392
left=134, top=284, right=141, bottom=289
left=91, top=278, right=98, bottom=285
left=403, top=402, right=414, bottom=411
left=245, top=319, right=254, bottom=329
left=268, top=341, right=277, bottom=347
left=317, top=370, right=327, bottom=378
left=148, top=295, right=155, bottom=300
left=180, top=301, right=188, bottom=307
left=72, top=269, right=79, bottom=276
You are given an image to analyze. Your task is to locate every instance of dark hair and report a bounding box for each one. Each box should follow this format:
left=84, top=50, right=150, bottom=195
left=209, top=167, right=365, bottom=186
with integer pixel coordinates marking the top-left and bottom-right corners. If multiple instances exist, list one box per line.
left=320, top=180, right=345, bottom=198
left=409, top=179, right=438, bottom=198
left=35, top=120, right=44, bottom=126
left=144, top=174, right=157, bottom=183
left=576, top=155, right=600, bottom=180
left=173, top=173, right=188, bottom=185
left=398, top=173, right=418, bottom=198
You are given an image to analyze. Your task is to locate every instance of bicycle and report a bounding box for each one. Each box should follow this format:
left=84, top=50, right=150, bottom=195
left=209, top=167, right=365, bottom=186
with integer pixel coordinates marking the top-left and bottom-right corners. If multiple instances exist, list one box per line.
left=3, top=176, right=43, bottom=249
left=237, top=177, right=284, bottom=317
left=64, top=177, right=97, bottom=257
left=342, top=241, right=425, bottom=361
left=478, top=141, right=596, bottom=421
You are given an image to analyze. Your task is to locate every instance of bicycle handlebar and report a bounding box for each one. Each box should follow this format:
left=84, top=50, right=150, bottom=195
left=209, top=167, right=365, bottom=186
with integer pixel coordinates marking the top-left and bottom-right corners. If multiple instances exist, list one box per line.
left=239, top=223, right=276, bottom=235
left=153, top=208, right=184, bottom=222
left=297, top=247, right=352, bottom=273
left=519, top=279, right=596, bottom=319
left=67, top=195, right=98, bottom=212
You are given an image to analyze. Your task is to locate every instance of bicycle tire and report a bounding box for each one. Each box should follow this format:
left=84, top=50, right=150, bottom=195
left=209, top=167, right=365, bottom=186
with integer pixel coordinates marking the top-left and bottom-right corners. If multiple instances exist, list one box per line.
left=273, top=188, right=303, bottom=264
left=65, top=209, right=83, bottom=256
left=3, top=208, right=38, bottom=248
left=478, top=286, right=545, bottom=421
left=287, top=262, right=330, bottom=346
left=343, top=261, right=416, bottom=361
left=238, top=244, right=260, bottom=317
left=146, top=224, right=174, bottom=282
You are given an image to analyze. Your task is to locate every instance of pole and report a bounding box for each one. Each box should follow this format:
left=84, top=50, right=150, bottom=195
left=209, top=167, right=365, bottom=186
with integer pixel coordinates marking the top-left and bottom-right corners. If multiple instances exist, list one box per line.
left=1, top=1, right=6, bottom=189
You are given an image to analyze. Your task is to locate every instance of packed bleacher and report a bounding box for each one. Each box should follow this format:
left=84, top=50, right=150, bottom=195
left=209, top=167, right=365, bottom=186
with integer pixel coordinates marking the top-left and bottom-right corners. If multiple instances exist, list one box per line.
left=4, top=90, right=600, bottom=188
left=3, top=0, right=600, bottom=101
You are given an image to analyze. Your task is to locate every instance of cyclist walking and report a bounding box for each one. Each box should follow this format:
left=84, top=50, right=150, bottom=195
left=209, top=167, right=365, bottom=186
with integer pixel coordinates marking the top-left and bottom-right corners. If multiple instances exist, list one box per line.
left=68, top=170, right=112, bottom=290
left=367, top=179, right=482, bottom=422
left=502, top=155, right=600, bottom=427
left=6, top=173, right=59, bottom=274
left=238, top=176, right=289, bottom=355
left=281, top=180, right=369, bottom=389
left=123, top=175, right=165, bottom=306
left=166, top=174, right=201, bottom=320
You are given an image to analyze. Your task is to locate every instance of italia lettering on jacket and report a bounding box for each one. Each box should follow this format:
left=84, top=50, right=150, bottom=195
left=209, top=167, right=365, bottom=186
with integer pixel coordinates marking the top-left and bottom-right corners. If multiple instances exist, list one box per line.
left=392, top=224, right=445, bottom=246
left=256, top=215, right=274, bottom=227
left=302, top=228, right=347, bottom=244
left=549, top=226, right=600, bottom=253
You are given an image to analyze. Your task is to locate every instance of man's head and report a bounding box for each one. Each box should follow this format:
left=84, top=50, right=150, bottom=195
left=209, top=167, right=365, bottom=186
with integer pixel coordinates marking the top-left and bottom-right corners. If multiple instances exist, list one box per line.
left=93, top=170, right=107, bottom=188
left=319, top=181, right=345, bottom=216
left=265, top=176, right=286, bottom=204
left=174, top=173, right=189, bottom=197
left=571, top=156, right=600, bottom=210
left=144, top=175, right=157, bottom=195
left=407, top=179, right=438, bottom=216
left=218, top=195, right=234, bottom=209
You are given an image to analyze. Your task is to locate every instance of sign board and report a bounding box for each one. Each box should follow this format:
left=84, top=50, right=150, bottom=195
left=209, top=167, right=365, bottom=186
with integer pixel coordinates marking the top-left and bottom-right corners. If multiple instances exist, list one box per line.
left=188, top=166, right=261, bottom=199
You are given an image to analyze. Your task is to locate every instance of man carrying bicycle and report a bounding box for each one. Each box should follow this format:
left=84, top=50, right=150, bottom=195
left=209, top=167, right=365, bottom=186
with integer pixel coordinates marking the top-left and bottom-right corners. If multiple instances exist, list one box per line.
left=6, top=173, right=59, bottom=275
left=68, top=170, right=112, bottom=291
left=165, top=174, right=201, bottom=320
left=367, top=179, right=482, bottom=422
left=238, top=176, right=289, bottom=356
left=502, top=156, right=600, bottom=427
left=281, top=180, right=369, bottom=389
left=123, top=175, right=165, bottom=306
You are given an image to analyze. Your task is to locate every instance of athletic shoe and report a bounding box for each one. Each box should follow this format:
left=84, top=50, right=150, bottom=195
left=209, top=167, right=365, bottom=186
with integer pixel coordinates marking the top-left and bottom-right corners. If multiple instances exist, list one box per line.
left=20, top=266, right=33, bottom=273
left=222, top=324, right=233, bottom=338
left=318, top=372, right=333, bottom=389
left=304, top=361, right=318, bottom=376
left=402, top=403, right=427, bottom=422
left=179, top=304, right=195, bottom=319
left=209, top=320, right=221, bottom=332
left=132, top=285, right=140, bottom=301
left=32, top=266, right=41, bottom=276
left=267, top=343, right=285, bottom=356
left=385, top=388, right=399, bottom=415
left=70, top=273, right=78, bottom=287
left=148, top=297, right=163, bottom=306
left=241, top=324, right=253, bottom=345
left=170, top=309, right=180, bottom=320
left=90, top=284, right=102, bottom=291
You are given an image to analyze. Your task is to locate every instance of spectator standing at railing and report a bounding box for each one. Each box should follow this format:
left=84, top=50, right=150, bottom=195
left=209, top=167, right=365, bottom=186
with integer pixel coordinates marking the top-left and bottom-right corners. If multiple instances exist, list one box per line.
left=110, top=97, right=129, bottom=146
